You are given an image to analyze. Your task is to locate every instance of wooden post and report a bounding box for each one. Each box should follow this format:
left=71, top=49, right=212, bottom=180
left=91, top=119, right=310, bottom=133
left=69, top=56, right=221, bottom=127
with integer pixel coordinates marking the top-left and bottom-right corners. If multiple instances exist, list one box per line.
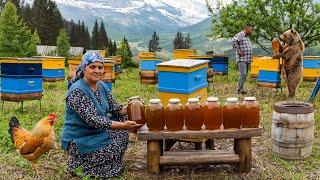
left=205, top=139, right=215, bottom=150
left=147, top=140, right=161, bottom=174
left=235, top=138, right=252, bottom=173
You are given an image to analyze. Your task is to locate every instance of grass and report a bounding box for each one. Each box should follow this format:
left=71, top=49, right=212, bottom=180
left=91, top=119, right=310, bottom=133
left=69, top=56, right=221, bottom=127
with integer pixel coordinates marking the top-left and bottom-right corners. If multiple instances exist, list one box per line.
left=0, top=62, right=319, bottom=179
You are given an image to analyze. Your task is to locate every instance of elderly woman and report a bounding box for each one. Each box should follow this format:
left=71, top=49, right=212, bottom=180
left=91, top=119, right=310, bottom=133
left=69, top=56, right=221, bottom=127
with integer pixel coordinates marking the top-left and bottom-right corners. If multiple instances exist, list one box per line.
left=61, top=52, right=141, bottom=178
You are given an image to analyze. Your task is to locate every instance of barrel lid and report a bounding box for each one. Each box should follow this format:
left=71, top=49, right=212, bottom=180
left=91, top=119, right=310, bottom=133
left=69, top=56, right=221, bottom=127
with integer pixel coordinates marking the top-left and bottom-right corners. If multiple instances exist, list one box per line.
left=149, top=99, right=161, bottom=104
left=244, top=97, right=256, bottom=101
left=188, top=98, right=199, bottom=103
left=274, top=102, right=314, bottom=114
left=169, top=98, right=180, bottom=104
left=207, top=97, right=218, bottom=102
left=226, top=97, right=238, bottom=103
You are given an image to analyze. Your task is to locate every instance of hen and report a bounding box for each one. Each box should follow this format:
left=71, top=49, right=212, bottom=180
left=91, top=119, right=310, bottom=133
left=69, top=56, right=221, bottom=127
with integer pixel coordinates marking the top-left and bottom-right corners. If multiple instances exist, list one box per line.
left=8, top=114, right=57, bottom=172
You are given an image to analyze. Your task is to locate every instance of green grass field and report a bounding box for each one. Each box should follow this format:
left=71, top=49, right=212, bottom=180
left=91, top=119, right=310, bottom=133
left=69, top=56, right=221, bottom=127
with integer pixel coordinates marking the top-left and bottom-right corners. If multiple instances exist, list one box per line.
left=0, top=63, right=319, bottom=179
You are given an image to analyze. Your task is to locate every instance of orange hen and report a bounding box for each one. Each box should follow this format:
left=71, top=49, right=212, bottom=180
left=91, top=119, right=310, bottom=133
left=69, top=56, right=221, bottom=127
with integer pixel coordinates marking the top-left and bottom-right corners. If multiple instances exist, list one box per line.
left=8, top=114, right=57, bottom=172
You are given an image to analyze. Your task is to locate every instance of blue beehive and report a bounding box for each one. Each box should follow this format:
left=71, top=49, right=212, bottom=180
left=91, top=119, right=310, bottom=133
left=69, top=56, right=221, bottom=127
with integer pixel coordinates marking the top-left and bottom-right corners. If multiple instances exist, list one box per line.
left=257, top=58, right=282, bottom=88
left=157, top=59, right=209, bottom=105
left=0, top=58, right=43, bottom=102
left=140, top=58, right=162, bottom=71
left=115, top=64, right=122, bottom=74
left=188, top=55, right=229, bottom=75
left=303, top=56, right=320, bottom=81
left=34, top=56, right=65, bottom=82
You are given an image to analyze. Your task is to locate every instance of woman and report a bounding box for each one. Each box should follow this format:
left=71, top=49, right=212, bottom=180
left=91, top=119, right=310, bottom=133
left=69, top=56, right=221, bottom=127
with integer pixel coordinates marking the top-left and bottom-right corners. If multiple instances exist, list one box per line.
left=61, top=51, right=141, bottom=178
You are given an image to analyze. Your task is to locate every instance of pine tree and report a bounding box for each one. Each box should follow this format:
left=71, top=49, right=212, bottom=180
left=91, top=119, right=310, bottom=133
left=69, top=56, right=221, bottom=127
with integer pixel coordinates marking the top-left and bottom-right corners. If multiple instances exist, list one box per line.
left=98, top=21, right=108, bottom=49
left=148, top=31, right=161, bottom=52
left=184, top=33, right=192, bottom=49
left=173, top=31, right=184, bottom=49
left=84, top=26, right=90, bottom=50
left=112, top=41, right=117, bottom=56
left=57, top=29, right=70, bottom=57
left=91, top=20, right=99, bottom=49
left=0, top=2, right=39, bottom=57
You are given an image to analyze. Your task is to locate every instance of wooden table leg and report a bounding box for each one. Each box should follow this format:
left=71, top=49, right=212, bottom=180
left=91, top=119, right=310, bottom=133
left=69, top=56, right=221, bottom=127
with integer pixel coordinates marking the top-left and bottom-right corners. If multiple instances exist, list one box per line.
left=147, top=140, right=161, bottom=174
left=234, top=138, right=252, bottom=173
left=205, top=139, right=215, bottom=150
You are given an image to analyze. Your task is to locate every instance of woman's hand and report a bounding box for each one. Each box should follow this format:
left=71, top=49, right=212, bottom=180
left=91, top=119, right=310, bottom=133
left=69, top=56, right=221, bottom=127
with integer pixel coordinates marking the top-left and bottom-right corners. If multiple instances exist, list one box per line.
left=111, top=120, right=143, bottom=130
left=122, top=121, right=143, bottom=130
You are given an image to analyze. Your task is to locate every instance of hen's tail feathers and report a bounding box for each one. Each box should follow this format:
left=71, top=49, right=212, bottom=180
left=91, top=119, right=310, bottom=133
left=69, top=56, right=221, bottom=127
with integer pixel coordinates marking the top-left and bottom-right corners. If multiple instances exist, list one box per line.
left=8, top=117, right=20, bottom=143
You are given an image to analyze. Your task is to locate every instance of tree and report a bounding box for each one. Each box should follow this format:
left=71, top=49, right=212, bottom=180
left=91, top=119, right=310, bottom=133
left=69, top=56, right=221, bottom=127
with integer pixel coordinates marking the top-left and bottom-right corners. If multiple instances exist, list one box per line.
left=98, top=21, right=108, bottom=49
left=57, top=29, right=70, bottom=57
left=91, top=20, right=99, bottom=49
left=148, top=31, right=162, bottom=52
left=207, top=0, right=320, bottom=52
left=31, top=0, right=63, bottom=45
left=117, top=37, right=137, bottom=68
left=184, top=33, right=191, bottom=49
left=173, top=31, right=185, bottom=49
left=0, top=2, right=40, bottom=57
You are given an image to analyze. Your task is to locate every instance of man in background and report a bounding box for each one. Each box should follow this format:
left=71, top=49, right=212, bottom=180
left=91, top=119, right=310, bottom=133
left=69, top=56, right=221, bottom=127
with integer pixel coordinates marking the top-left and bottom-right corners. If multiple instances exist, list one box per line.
left=231, top=24, right=255, bottom=94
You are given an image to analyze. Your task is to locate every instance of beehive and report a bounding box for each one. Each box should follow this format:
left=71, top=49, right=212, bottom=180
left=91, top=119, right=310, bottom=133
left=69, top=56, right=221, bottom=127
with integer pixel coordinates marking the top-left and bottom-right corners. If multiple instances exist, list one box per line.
left=188, top=54, right=229, bottom=75
left=140, top=58, right=162, bottom=71
left=250, top=56, right=264, bottom=78
left=173, top=49, right=196, bottom=59
left=258, top=57, right=282, bottom=88
left=157, top=59, right=208, bottom=104
left=138, top=52, right=156, bottom=59
left=102, top=60, right=116, bottom=84
left=0, top=57, right=43, bottom=101
left=34, top=56, right=65, bottom=82
left=67, top=56, right=82, bottom=80
left=303, top=56, right=320, bottom=81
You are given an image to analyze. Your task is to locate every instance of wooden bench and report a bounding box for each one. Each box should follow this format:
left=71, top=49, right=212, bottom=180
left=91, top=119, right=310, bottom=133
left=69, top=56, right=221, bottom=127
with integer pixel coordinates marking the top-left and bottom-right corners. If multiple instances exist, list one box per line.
left=137, top=127, right=263, bottom=174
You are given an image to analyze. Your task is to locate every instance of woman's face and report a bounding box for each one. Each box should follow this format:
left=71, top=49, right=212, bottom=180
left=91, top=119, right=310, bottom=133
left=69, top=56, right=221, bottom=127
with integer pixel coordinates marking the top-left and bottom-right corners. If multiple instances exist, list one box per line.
left=83, top=61, right=104, bottom=82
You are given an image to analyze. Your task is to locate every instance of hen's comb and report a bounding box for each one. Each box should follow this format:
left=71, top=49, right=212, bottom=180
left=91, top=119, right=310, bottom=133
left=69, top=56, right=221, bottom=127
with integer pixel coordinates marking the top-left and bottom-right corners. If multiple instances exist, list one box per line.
left=48, top=113, right=56, bottom=119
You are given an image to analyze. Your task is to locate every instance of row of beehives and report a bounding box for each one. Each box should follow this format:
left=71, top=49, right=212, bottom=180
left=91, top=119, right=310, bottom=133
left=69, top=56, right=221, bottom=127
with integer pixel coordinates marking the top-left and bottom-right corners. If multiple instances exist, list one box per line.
left=251, top=56, right=320, bottom=88
left=138, top=49, right=229, bottom=85
left=0, top=55, right=122, bottom=102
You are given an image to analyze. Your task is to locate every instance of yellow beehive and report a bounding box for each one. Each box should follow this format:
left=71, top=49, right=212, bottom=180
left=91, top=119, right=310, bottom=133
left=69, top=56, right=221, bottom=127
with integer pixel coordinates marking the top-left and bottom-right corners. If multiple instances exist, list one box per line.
left=68, top=56, right=82, bottom=80
left=303, top=69, right=320, bottom=81
left=159, top=88, right=207, bottom=105
left=138, top=52, right=156, bottom=60
left=173, top=49, right=196, bottom=59
left=39, top=56, right=65, bottom=69
left=250, top=56, right=263, bottom=78
left=259, top=57, right=281, bottom=72
left=102, top=60, right=115, bottom=82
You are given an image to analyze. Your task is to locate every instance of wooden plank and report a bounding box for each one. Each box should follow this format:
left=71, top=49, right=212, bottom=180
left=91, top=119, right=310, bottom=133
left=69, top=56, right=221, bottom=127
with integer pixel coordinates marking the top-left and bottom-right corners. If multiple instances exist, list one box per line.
left=160, top=150, right=239, bottom=165
left=147, top=140, right=162, bottom=174
left=137, top=127, right=263, bottom=141
left=164, top=150, right=235, bottom=156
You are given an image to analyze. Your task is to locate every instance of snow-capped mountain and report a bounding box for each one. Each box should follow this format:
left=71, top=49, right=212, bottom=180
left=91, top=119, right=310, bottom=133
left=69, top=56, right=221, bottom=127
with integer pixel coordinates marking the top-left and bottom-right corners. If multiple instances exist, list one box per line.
left=26, top=0, right=211, bottom=39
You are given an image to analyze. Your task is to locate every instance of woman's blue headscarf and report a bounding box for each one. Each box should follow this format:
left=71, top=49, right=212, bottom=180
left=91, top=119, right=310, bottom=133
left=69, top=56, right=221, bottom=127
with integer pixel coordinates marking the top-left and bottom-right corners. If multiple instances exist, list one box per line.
left=68, top=51, right=104, bottom=88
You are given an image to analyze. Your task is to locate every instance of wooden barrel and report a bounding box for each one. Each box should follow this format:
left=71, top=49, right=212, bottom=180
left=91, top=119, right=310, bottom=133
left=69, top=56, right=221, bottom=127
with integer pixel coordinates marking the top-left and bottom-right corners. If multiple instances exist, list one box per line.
left=272, top=102, right=314, bottom=160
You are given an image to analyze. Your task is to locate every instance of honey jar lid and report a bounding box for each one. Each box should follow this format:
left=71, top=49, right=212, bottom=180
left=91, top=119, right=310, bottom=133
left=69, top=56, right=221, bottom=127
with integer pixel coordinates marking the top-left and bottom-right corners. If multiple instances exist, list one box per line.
left=169, top=98, right=180, bottom=104
left=188, top=98, right=199, bottom=103
left=226, top=97, right=238, bottom=103
left=207, top=97, right=218, bottom=102
left=149, top=99, right=161, bottom=104
left=244, top=97, right=256, bottom=101
left=129, top=96, right=140, bottom=100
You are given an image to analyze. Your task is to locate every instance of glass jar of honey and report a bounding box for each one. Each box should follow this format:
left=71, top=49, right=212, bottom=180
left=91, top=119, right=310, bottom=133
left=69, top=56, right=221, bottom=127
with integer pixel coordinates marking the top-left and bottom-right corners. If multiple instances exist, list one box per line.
left=203, top=97, right=222, bottom=130
left=165, top=98, right=184, bottom=131
left=223, top=97, right=241, bottom=129
left=146, top=99, right=165, bottom=131
left=127, top=96, right=146, bottom=125
left=241, top=97, right=260, bottom=128
left=185, top=98, right=203, bottom=130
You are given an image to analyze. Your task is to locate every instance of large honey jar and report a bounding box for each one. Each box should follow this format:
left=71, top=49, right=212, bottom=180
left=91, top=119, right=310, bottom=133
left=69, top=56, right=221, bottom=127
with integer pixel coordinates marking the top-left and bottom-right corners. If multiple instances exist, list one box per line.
left=241, top=97, right=260, bottom=128
left=185, top=98, right=203, bottom=130
left=203, top=97, right=222, bottom=130
left=146, top=99, right=165, bottom=131
left=223, top=97, right=241, bottom=129
left=127, top=96, right=146, bottom=124
left=165, top=98, right=184, bottom=131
